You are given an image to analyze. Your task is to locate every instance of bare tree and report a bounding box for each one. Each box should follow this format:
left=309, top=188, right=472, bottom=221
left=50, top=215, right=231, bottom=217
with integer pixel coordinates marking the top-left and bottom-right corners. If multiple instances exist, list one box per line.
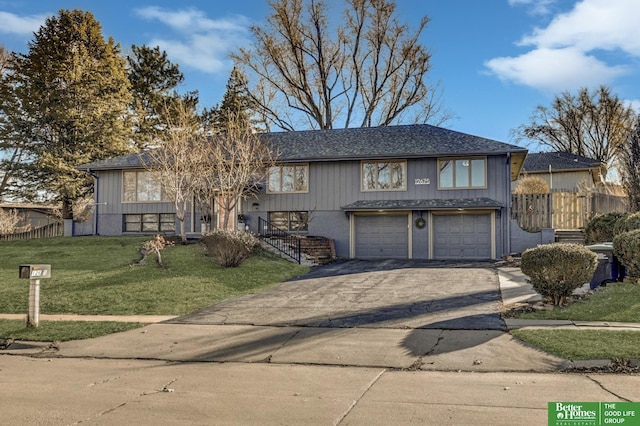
left=199, top=112, right=277, bottom=230
left=141, top=99, right=205, bottom=242
left=233, top=0, right=451, bottom=130
left=512, top=86, right=635, bottom=178
left=618, top=115, right=640, bottom=212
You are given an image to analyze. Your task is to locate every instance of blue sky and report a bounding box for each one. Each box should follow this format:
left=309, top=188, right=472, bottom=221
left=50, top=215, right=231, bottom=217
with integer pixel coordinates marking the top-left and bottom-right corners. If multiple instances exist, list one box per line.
left=1, top=0, right=639, bottom=149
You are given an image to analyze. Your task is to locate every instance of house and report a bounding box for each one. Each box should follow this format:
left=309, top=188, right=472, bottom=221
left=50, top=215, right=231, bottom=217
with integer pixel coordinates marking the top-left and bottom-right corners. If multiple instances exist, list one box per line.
left=0, top=203, right=59, bottom=229
left=78, top=124, right=528, bottom=260
left=513, top=151, right=603, bottom=192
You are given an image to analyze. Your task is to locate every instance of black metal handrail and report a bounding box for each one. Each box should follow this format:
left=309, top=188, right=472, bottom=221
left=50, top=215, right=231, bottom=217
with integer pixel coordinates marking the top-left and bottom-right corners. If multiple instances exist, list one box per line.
left=258, top=217, right=301, bottom=264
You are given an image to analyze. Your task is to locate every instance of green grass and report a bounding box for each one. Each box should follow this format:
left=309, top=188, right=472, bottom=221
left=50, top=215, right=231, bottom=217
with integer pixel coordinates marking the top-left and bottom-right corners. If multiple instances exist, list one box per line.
left=515, top=281, right=640, bottom=322
left=510, top=280, right=640, bottom=361
left=0, top=236, right=308, bottom=341
left=511, top=329, right=640, bottom=361
left=0, top=319, right=142, bottom=342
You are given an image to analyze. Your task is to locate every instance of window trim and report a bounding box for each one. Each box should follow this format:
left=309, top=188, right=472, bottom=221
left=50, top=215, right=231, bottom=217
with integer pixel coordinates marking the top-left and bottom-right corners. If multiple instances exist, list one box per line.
left=122, top=170, right=169, bottom=203
left=267, top=163, right=310, bottom=194
left=360, top=159, right=408, bottom=192
left=437, top=156, right=487, bottom=190
left=123, top=213, right=175, bottom=233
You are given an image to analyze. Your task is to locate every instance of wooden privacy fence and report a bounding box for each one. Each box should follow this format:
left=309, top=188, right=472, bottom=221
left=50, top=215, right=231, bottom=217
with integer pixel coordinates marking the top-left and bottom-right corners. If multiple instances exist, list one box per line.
left=512, top=192, right=628, bottom=232
left=0, top=222, right=63, bottom=241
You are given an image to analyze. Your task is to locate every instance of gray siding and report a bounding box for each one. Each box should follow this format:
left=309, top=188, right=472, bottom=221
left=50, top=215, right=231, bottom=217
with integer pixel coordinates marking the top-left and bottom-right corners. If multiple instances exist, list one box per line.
left=93, top=169, right=193, bottom=236
left=244, top=155, right=511, bottom=259
left=252, top=156, right=509, bottom=212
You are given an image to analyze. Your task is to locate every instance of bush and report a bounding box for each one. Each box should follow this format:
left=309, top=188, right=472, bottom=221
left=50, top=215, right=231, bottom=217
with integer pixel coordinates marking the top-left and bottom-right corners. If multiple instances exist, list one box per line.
left=513, top=176, right=550, bottom=194
left=613, top=229, right=640, bottom=281
left=520, top=243, right=597, bottom=305
left=584, top=212, right=627, bottom=244
left=613, top=212, right=640, bottom=236
left=201, top=229, right=259, bottom=267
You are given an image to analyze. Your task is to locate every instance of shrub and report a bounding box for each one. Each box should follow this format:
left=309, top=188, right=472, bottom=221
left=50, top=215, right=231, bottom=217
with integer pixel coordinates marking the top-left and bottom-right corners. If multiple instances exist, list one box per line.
left=584, top=212, right=627, bottom=244
left=613, top=229, right=640, bottom=281
left=613, top=212, right=640, bottom=236
left=513, top=176, right=550, bottom=194
left=201, top=229, right=259, bottom=267
left=520, top=243, right=597, bottom=305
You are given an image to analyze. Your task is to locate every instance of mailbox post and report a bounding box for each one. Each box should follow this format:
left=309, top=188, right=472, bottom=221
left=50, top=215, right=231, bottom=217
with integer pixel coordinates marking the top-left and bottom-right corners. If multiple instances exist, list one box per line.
left=19, top=264, right=51, bottom=328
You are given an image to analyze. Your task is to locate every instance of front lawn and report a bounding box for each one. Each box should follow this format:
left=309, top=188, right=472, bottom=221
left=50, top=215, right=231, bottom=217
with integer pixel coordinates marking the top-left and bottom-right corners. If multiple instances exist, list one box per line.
left=515, top=281, right=640, bottom=323
left=511, top=329, right=640, bottom=361
left=0, top=236, right=308, bottom=341
left=510, top=279, right=640, bottom=362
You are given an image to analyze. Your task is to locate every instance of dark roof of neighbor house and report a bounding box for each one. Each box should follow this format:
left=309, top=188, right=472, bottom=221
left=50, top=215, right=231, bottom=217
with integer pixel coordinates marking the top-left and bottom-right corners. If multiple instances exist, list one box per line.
left=342, top=198, right=503, bottom=211
left=78, top=124, right=528, bottom=177
left=522, top=152, right=601, bottom=173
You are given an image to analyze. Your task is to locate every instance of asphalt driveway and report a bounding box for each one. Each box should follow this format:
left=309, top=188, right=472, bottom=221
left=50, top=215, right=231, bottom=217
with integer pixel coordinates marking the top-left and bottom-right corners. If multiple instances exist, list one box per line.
left=169, top=259, right=505, bottom=330
left=56, top=259, right=565, bottom=371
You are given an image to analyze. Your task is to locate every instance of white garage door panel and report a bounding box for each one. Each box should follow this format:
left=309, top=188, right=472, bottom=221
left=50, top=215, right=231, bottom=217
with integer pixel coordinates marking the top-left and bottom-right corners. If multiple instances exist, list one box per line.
left=355, top=215, right=408, bottom=259
left=433, top=214, right=492, bottom=260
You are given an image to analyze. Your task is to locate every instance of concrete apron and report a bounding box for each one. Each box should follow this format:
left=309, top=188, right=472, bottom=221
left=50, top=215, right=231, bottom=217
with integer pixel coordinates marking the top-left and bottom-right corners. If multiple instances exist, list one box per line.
left=51, top=263, right=566, bottom=372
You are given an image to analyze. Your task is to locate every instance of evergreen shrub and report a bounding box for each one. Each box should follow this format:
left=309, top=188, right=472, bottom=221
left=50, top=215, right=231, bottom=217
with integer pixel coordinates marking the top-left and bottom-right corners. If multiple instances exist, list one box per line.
left=521, top=243, right=597, bottom=305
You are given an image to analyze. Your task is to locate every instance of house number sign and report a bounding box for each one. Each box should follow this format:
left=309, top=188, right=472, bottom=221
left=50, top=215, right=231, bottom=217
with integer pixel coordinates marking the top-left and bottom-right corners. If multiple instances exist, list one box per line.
left=414, top=178, right=430, bottom=185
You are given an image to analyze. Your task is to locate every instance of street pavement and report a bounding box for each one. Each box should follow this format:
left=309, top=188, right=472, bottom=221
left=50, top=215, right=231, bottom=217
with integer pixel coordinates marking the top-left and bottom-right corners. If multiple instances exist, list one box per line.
left=1, top=260, right=639, bottom=425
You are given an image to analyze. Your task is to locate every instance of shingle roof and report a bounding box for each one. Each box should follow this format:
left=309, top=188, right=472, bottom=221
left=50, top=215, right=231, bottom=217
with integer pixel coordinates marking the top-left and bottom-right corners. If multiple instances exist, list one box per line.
left=341, top=198, right=503, bottom=210
left=522, top=152, right=601, bottom=172
left=262, top=124, right=526, bottom=162
left=78, top=124, right=527, bottom=171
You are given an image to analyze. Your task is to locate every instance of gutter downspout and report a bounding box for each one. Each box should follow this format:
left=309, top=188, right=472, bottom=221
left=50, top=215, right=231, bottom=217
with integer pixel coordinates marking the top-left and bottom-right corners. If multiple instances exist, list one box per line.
left=87, top=169, right=100, bottom=235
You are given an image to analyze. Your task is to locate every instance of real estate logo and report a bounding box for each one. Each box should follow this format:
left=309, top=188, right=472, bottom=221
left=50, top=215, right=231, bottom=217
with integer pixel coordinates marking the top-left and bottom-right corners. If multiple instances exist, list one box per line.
left=548, top=402, right=640, bottom=426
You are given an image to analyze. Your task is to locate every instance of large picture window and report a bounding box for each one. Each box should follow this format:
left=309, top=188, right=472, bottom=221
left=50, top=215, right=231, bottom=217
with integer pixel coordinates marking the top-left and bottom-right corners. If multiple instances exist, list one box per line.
left=438, top=157, right=486, bottom=189
left=123, top=214, right=175, bottom=232
left=123, top=170, right=168, bottom=202
left=361, top=160, right=406, bottom=191
left=268, top=211, right=309, bottom=232
left=268, top=164, right=309, bottom=193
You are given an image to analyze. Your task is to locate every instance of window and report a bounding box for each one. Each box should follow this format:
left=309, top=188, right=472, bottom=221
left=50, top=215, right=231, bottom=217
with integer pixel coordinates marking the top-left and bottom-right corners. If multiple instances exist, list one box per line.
left=123, top=214, right=175, bottom=232
left=361, top=160, right=406, bottom=191
left=438, top=157, right=486, bottom=189
left=268, top=211, right=309, bottom=232
left=123, top=170, right=168, bottom=202
left=268, top=164, right=308, bottom=193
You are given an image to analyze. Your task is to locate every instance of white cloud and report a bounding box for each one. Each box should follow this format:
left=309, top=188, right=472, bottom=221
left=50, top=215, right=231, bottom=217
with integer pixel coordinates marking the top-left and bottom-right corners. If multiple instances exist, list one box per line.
left=508, top=0, right=558, bottom=15
left=486, top=0, right=640, bottom=92
left=0, top=11, right=48, bottom=35
left=486, top=47, right=628, bottom=93
left=134, top=7, right=251, bottom=74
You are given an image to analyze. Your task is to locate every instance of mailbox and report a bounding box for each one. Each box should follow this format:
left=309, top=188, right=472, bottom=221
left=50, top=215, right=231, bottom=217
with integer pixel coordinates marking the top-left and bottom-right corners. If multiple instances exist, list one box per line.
left=19, top=264, right=51, bottom=279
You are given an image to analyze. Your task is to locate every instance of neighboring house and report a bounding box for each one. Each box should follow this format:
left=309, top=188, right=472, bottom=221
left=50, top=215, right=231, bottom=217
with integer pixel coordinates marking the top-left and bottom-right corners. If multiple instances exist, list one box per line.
left=513, top=152, right=603, bottom=192
left=78, top=124, right=527, bottom=260
left=0, top=203, right=59, bottom=229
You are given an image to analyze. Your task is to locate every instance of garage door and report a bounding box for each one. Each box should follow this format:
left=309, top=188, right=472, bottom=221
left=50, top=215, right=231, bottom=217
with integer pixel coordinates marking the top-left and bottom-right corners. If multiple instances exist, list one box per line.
left=432, top=214, right=492, bottom=260
left=355, top=215, right=408, bottom=259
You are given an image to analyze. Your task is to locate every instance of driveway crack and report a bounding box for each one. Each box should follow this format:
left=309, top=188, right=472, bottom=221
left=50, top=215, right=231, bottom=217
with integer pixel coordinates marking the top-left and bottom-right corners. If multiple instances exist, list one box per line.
left=586, top=375, right=633, bottom=402
left=334, top=369, right=386, bottom=425
left=261, top=327, right=303, bottom=363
